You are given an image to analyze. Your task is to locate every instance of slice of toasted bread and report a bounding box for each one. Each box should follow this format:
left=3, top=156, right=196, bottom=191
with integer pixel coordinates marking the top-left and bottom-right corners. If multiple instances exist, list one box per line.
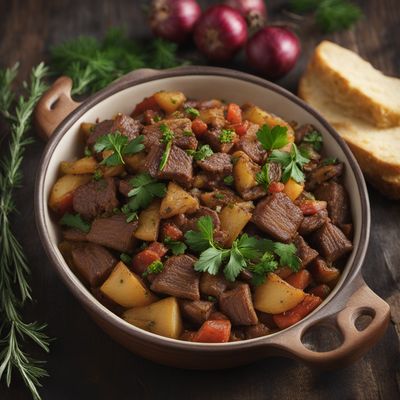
left=310, top=41, right=400, bottom=129
left=299, top=68, right=400, bottom=199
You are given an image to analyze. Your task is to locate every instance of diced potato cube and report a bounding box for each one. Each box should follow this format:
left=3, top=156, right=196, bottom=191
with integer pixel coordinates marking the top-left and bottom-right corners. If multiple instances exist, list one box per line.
left=60, top=156, right=98, bottom=175
left=123, top=297, right=183, bottom=339
left=124, top=152, right=147, bottom=173
left=232, top=151, right=259, bottom=194
left=100, top=261, right=157, bottom=308
left=49, top=174, right=91, bottom=213
left=254, top=273, right=306, bottom=314
left=154, top=91, right=186, bottom=114
left=100, top=164, right=125, bottom=177
left=284, top=178, right=304, bottom=201
left=198, top=108, right=225, bottom=126
left=134, top=200, right=161, bottom=242
left=219, top=203, right=252, bottom=246
left=160, top=182, right=199, bottom=219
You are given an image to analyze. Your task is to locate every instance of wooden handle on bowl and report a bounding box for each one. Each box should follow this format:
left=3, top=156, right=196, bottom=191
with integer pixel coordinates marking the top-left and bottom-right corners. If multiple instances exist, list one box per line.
left=34, top=76, right=81, bottom=141
left=267, top=280, right=390, bottom=369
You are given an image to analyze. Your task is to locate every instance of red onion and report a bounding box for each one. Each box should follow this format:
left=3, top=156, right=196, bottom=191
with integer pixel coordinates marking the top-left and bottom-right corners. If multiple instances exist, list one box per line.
left=224, top=0, right=267, bottom=29
left=149, top=0, right=201, bottom=43
left=246, top=26, right=301, bottom=79
left=194, top=5, right=248, bottom=62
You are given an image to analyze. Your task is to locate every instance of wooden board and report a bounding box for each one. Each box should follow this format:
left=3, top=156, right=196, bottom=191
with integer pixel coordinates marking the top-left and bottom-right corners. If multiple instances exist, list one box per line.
left=0, top=0, right=399, bottom=398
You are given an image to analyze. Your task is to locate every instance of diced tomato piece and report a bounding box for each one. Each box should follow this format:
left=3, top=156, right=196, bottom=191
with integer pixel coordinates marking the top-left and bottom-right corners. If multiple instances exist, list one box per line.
left=162, top=223, right=183, bottom=241
left=147, top=242, right=168, bottom=258
left=131, top=249, right=160, bottom=275
left=309, top=284, right=331, bottom=299
left=268, top=182, right=285, bottom=193
left=285, top=270, right=312, bottom=290
left=194, top=320, right=231, bottom=343
left=191, top=118, right=208, bottom=136
left=273, top=295, right=322, bottom=329
left=57, top=193, right=74, bottom=215
left=209, top=311, right=229, bottom=321
left=299, top=200, right=327, bottom=216
left=131, top=95, right=160, bottom=117
left=232, top=120, right=249, bottom=137
left=226, top=103, right=242, bottom=125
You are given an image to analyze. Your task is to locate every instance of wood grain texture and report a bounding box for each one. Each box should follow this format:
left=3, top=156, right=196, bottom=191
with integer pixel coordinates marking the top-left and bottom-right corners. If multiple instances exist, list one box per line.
left=0, top=0, right=399, bottom=399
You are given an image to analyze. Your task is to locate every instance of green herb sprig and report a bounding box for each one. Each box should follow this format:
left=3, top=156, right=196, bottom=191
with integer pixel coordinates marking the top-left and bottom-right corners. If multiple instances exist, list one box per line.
left=257, top=125, right=289, bottom=151
left=164, top=237, right=187, bottom=256
left=187, top=144, right=214, bottom=161
left=60, top=213, right=91, bottom=233
left=0, top=63, right=50, bottom=400
left=159, top=123, right=174, bottom=171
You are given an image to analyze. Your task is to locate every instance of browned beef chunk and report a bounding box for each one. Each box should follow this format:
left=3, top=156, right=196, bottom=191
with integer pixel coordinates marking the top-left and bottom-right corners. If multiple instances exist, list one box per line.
left=267, top=162, right=282, bottom=182
left=150, top=255, right=200, bottom=300
left=197, top=153, right=232, bottom=176
left=179, top=300, right=215, bottom=325
left=340, top=223, right=353, bottom=239
left=234, top=123, right=266, bottom=164
left=244, top=323, right=271, bottom=339
left=118, top=179, right=132, bottom=197
left=86, top=214, right=138, bottom=253
left=219, top=284, right=258, bottom=326
left=241, top=186, right=266, bottom=201
left=180, top=206, right=221, bottom=233
left=230, top=328, right=246, bottom=341
left=87, top=114, right=142, bottom=146
left=71, top=243, right=117, bottom=287
left=252, top=192, right=303, bottom=243
left=200, top=273, right=229, bottom=298
left=311, top=222, right=353, bottom=263
left=73, top=177, right=119, bottom=220
left=306, top=163, right=344, bottom=191
left=294, top=235, right=318, bottom=267
left=298, top=208, right=329, bottom=236
left=184, top=99, right=223, bottom=110
left=63, top=229, right=87, bottom=242
left=314, top=181, right=350, bottom=226
left=145, top=144, right=193, bottom=187
left=294, top=124, right=315, bottom=144
left=203, top=128, right=236, bottom=153
left=142, top=118, right=197, bottom=151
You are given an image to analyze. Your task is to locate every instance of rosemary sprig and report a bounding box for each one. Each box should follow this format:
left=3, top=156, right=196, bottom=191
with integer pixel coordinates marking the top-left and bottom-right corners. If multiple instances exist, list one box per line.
left=50, top=28, right=188, bottom=95
left=0, top=63, right=50, bottom=400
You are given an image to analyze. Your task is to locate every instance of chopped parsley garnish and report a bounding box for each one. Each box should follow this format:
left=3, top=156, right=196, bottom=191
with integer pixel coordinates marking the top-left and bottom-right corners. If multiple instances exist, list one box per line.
left=303, top=130, right=323, bottom=151
left=142, top=260, right=164, bottom=277
left=249, top=252, right=278, bottom=286
left=268, top=143, right=310, bottom=183
left=153, top=115, right=162, bottom=122
left=120, top=253, right=132, bottom=265
left=122, top=173, right=166, bottom=222
left=256, top=125, right=289, bottom=151
left=185, top=107, right=200, bottom=117
left=93, top=169, right=103, bottom=181
left=256, top=163, right=270, bottom=191
left=183, top=130, right=193, bottom=136
left=164, top=237, right=187, bottom=255
left=84, top=146, right=92, bottom=157
left=159, top=123, right=174, bottom=170
left=321, top=157, right=338, bottom=166
left=94, top=132, right=145, bottom=166
left=223, top=175, right=234, bottom=185
left=184, top=216, right=300, bottom=282
left=60, top=213, right=91, bottom=233
left=219, top=129, right=234, bottom=144
left=187, top=144, right=214, bottom=161
left=214, top=193, right=225, bottom=200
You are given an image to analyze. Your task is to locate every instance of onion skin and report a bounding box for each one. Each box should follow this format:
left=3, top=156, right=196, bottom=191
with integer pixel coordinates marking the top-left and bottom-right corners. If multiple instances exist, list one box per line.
left=224, top=0, right=267, bottom=29
left=149, top=0, right=202, bottom=43
left=194, top=5, right=248, bottom=62
left=246, top=26, right=301, bottom=79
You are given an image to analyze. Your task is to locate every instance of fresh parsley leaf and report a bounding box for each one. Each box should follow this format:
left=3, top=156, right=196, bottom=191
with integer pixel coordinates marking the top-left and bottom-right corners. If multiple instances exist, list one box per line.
left=274, top=242, right=301, bottom=272
left=183, top=130, right=193, bottom=136
left=223, top=175, right=234, bottom=185
left=185, top=107, right=200, bottom=117
left=194, top=247, right=227, bottom=275
left=121, top=204, right=138, bottom=223
left=159, top=123, right=174, bottom=171
left=185, top=215, right=214, bottom=252
left=256, top=163, right=270, bottom=190
left=256, top=125, right=289, bottom=151
left=321, top=157, right=338, bottom=166
left=142, top=260, right=164, bottom=277
left=159, top=123, right=174, bottom=142
left=93, top=169, right=103, bottom=181
left=214, top=193, right=225, bottom=200
left=189, top=144, right=214, bottom=161
left=219, top=129, right=234, bottom=144
left=224, top=244, right=246, bottom=281
left=120, top=253, right=132, bottom=265
left=235, top=234, right=263, bottom=260
left=250, top=252, right=279, bottom=285
left=94, top=132, right=144, bottom=166
left=60, top=213, right=91, bottom=233
left=164, top=237, right=187, bottom=256
left=303, top=130, right=323, bottom=151
left=269, top=143, right=310, bottom=183
left=84, top=146, right=92, bottom=156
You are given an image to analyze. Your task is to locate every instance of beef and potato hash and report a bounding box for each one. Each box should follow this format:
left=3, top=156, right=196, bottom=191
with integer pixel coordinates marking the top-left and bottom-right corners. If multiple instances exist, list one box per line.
left=50, top=90, right=353, bottom=343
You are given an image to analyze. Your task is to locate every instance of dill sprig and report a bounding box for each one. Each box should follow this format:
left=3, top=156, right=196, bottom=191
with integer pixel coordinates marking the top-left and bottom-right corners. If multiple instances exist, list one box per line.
left=50, top=27, right=188, bottom=96
left=0, top=63, right=50, bottom=400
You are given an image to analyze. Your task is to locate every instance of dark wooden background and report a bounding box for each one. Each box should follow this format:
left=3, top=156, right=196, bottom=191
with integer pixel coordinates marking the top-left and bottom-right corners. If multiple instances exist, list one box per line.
left=1, top=0, right=399, bottom=399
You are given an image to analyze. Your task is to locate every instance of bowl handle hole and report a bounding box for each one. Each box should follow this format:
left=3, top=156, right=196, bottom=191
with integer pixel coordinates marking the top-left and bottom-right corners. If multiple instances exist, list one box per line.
left=301, top=322, right=344, bottom=353
left=353, top=308, right=375, bottom=332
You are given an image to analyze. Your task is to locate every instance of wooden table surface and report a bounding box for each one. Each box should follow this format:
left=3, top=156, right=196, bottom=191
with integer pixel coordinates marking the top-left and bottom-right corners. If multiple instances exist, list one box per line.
left=1, top=0, right=399, bottom=399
